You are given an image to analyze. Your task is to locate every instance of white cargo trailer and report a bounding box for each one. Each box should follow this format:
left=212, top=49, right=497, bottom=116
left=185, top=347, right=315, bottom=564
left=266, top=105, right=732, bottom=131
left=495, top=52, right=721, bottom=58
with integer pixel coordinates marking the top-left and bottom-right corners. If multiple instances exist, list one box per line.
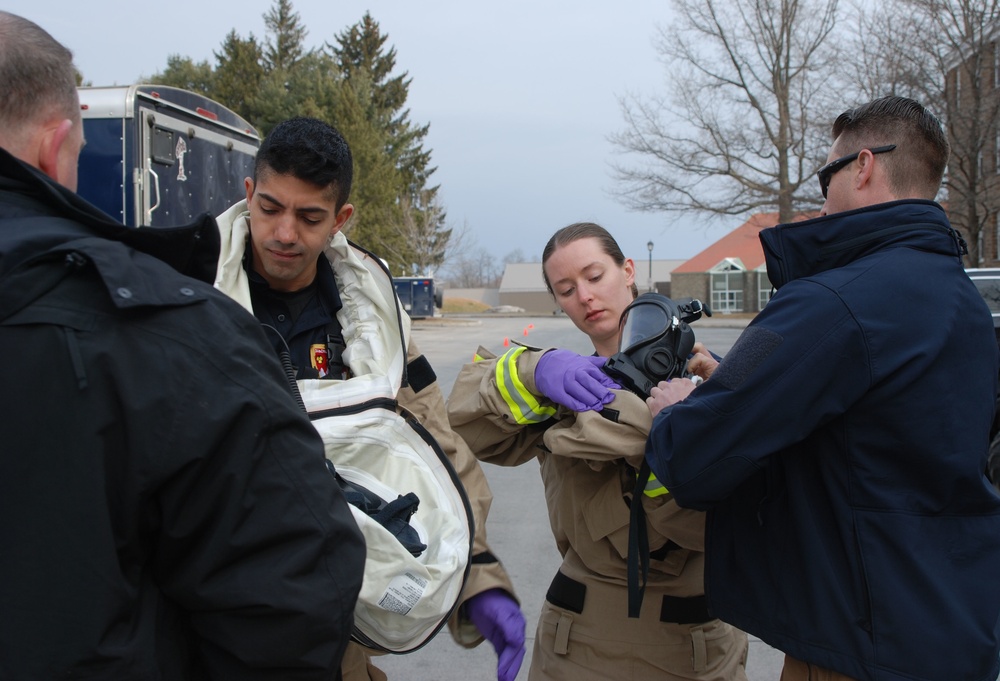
left=76, top=85, right=259, bottom=228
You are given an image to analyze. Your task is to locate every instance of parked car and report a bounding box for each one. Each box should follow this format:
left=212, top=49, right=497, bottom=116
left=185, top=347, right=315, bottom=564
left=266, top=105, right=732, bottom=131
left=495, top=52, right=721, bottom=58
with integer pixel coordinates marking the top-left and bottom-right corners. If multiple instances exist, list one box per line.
left=966, top=268, right=1000, bottom=330
left=967, top=268, right=1000, bottom=491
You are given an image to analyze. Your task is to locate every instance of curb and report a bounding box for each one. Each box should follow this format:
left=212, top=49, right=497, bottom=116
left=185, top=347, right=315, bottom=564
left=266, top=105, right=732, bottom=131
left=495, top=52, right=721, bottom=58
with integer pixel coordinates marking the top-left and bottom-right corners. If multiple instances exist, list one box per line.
left=414, top=314, right=753, bottom=329
left=411, top=317, right=483, bottom=328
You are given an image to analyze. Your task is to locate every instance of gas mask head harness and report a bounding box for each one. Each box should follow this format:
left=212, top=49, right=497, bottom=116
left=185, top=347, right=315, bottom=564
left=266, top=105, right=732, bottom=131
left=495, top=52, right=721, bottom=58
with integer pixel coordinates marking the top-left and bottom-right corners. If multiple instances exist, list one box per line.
left=602, top=293, right=710, bottom=399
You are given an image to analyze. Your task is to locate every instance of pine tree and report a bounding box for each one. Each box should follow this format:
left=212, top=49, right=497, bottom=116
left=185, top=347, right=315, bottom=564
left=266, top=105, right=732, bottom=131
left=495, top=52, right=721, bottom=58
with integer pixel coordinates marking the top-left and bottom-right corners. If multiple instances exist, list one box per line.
left=330, top=13, right=433, bottom=191
left=263, top=0, right=309, bottom=72
left=150, top=55, right=215, bottom=95
left=213, top=31, right=266, bottom=124
left=251, top=52, right=340, bottom=137
left=329, top=13, right=405, bottom=119
left=208, top=1, right=326, bottom=136
left=329, top=13, right=444, bottom=273
left=141, top=3, right=452, bottom=275
left=329, top=73, right=405, bottom=259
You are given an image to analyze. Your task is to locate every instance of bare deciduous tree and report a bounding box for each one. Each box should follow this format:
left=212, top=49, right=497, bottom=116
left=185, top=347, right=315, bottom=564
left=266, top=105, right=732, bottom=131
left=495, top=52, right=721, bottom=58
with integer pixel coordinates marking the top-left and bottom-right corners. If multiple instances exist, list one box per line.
left=843, top=0, right=928, bottom=101
left=610, top=0, right=841, bottom=224
left=923, top=0, right=1000, bottom=266
left=852, top=0, right=1000, bottom=265
left=433, top=218, right=473, bottom=281
left=441, top=247, right=502, bottom=288
left=376, top=190, right=451, bottom=276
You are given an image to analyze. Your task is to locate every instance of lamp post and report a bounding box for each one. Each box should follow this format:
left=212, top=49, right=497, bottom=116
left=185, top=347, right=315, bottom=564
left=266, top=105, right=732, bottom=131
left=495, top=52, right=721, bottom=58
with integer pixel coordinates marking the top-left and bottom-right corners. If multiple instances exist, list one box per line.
left=647, top=240, right=654, bottom=293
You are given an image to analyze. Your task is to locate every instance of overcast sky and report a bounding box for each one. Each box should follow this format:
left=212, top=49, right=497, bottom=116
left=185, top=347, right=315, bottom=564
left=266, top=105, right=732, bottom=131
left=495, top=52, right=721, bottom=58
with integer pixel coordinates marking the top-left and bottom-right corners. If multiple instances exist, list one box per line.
left=9, top=0, right=736, bottom=270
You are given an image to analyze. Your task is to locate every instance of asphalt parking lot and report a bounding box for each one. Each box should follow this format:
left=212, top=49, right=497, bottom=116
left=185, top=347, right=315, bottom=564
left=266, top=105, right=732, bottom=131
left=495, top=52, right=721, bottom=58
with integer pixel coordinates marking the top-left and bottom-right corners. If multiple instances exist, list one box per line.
left=374, top=314, right=786, bottom=681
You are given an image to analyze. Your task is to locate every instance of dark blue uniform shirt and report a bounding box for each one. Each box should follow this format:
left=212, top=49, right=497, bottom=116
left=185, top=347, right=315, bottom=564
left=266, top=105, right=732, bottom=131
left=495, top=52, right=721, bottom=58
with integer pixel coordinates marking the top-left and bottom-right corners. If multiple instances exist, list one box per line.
left=245, top=251, right=348, bottom=380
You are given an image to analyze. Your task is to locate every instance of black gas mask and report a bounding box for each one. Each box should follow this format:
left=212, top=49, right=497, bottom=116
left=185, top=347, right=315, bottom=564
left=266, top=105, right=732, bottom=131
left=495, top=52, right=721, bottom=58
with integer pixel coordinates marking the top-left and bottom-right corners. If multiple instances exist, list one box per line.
left=602, top=293, right=710, bottom=399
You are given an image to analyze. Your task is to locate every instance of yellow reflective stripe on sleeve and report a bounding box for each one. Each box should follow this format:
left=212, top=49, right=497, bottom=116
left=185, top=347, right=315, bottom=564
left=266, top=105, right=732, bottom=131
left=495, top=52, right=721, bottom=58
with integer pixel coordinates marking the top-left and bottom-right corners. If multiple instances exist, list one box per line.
left=495, top=347, right=556, bottom=425
left=642, top=470, right=669, bottom=497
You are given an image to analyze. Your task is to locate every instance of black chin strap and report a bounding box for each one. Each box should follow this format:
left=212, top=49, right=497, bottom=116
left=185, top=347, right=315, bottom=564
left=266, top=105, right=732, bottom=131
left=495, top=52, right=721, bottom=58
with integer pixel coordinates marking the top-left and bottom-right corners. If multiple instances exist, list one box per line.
left=627, top=458, right=651, bottom=618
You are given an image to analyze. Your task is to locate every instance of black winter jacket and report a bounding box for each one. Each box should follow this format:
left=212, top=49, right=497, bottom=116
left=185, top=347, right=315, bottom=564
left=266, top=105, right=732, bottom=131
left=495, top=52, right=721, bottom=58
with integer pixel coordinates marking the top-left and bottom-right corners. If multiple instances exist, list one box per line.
left=0, top=148, right=365, bottom=679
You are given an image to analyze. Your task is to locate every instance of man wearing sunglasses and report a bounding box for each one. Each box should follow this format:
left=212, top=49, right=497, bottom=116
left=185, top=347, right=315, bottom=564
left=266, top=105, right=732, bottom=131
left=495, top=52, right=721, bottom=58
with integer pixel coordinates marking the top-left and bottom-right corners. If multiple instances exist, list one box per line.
left=644, top=95, right=1000, bottom=681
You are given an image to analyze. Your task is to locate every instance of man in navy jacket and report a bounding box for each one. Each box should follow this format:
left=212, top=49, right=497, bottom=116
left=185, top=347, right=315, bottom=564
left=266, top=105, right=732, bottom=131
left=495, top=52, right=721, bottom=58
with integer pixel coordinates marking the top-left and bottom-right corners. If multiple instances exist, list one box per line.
left=645, top=96, right=1000, bottom=681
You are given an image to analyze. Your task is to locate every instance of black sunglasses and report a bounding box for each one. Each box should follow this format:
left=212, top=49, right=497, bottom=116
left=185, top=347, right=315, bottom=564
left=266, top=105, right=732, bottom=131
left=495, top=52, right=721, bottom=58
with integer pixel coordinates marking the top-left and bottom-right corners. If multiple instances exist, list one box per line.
left=817, top=144, right=897, bottom=198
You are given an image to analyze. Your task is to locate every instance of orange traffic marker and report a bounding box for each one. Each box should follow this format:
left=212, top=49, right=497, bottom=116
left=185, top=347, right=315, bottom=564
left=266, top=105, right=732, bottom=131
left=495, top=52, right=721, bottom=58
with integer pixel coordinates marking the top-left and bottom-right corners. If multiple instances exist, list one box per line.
left=503, top=337, right=510, bottom=347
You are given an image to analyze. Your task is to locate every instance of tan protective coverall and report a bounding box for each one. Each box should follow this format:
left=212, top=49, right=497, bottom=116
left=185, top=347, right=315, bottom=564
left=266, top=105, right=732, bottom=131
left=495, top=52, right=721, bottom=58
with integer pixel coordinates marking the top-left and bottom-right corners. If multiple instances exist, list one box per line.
left=214, top=201, right=518, bottom=681
left=447, top=346, right=748, bottom=681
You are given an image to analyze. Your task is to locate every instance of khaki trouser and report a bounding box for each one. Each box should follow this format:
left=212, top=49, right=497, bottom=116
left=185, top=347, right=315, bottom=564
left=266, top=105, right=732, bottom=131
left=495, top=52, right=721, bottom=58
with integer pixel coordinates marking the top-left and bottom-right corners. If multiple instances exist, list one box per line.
left=779, top=655, right=859, bottom=681
left=529, top=574, right=748, bottom=681
left=341, top=642, right=388, bottom=681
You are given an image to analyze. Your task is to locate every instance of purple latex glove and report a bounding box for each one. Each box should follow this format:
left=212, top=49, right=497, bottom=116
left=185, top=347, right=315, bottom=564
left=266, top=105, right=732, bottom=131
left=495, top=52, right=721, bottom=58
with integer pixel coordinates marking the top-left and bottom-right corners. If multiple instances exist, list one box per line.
left=465, top=589, right=526, bottom=681
left=534, top=349, right=620, bottom=412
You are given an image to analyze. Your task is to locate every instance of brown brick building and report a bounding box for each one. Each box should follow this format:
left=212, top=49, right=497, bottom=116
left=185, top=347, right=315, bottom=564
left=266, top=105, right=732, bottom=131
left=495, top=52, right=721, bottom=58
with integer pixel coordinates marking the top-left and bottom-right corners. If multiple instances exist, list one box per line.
left=945, top=36, right=1000, bottom=267
left=669, top=212, right=818, bottom=314
left=670, top=213, right=776, bottom=314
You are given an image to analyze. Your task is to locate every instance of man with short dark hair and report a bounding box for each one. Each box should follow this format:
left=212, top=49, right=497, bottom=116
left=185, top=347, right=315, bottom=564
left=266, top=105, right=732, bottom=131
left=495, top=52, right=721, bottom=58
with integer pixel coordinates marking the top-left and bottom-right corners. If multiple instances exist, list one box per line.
left=215, top=116, right=526, bottom=681
left=0, top=12, right=366, bottom=679
left=645, top=96, right=1000, bottom=681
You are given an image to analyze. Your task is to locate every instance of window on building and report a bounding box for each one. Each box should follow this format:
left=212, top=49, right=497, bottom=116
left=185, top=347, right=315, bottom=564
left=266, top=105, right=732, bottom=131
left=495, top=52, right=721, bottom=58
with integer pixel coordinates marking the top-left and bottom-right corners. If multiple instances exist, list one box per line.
left=995, top=41, right=999, bottom=89
left=757, top=269, right=773, bottom=311
left=710, top=259, right=744, bottom=313
left=995, top=213, right=1000, bottom=261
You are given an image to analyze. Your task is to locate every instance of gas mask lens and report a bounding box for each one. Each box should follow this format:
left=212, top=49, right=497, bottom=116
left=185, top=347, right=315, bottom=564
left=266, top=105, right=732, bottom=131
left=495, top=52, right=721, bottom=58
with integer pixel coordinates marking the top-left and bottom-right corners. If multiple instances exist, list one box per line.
left=618, top=298, right=675, bottom=354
